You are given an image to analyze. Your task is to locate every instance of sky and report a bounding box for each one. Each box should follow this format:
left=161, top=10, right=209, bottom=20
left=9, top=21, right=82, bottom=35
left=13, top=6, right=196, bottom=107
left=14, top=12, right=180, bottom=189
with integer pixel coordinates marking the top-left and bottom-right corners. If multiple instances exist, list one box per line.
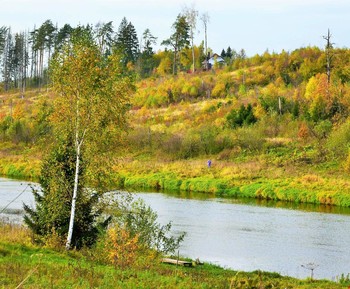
left=1, top=0, right=350, bottom=56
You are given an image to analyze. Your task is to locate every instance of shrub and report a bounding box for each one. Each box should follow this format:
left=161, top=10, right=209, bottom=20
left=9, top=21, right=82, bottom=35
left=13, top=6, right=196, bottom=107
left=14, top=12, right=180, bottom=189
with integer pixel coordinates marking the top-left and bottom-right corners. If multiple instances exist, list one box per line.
left=162, top=133, right=183, bottom=157
left=108, top=197, right=185, bottom=256
left=179, top=131, right=201, bottom=159
left=211, top=81, right=226, bottom=98
left=235, top=126, right=265, bottom=151
left=226, top=104, right=257, bottom=129
left=104, top=226, right=140, bottom=268
left=327, top=119, right=350, bottom=157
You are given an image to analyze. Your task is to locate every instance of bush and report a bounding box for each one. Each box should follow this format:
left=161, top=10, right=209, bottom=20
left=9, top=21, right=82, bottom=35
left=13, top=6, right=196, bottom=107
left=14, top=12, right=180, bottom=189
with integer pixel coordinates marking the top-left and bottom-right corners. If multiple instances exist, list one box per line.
left=327, top=119, right=350, bottom=157
left=235, top=126, right=265, bottom=151
left=226, top=104, right=257, bottom=129
left=179, top=131, right=201, bottom=159
left=107, top=197, right=185, bottom=256
left=162, top=133, right=183, bottom=157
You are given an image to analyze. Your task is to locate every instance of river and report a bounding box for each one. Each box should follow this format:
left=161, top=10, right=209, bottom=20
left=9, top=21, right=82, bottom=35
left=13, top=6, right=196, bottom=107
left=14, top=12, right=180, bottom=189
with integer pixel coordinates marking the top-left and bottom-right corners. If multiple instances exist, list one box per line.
left=1, top=177, right=350, bottom=280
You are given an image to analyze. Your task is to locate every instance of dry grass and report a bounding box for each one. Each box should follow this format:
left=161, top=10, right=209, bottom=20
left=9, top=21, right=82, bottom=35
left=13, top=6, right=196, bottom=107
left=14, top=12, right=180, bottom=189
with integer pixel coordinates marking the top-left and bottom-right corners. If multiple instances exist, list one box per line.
left=0, top=223, right=33, bottom=246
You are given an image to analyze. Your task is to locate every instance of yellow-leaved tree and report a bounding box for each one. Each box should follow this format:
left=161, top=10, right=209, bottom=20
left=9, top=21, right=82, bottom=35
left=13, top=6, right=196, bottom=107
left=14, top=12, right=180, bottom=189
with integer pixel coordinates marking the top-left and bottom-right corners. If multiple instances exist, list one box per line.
left=50, top=33, right=134, bottom=250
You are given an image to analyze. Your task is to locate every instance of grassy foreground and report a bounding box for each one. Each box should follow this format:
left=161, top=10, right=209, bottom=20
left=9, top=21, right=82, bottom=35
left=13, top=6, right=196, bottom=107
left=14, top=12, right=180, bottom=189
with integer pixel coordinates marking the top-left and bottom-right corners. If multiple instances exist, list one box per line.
left=0, top=223, right=348, bottom=289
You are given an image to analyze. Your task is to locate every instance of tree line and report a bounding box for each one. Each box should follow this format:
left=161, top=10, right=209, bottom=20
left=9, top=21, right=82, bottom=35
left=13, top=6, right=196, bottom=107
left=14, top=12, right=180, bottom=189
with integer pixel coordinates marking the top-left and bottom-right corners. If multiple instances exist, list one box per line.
left=0, top=7, right=215, bottom=93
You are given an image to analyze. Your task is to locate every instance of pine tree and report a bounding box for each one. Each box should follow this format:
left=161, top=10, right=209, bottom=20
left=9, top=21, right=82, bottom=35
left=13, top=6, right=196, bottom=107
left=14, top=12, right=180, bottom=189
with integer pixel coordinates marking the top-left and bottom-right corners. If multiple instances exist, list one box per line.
left=138, top=28, right=157, bottom=77
left=115, top=17, right=139, bottom=66
left=23, top=137, right=109, bottom=248
left=55, top=24, right=73, bottom=51
left=161, top=14, right=190, bottom=74
left=226, top=46, right=233, bottom=59
left=221, top=49, right=226, bottom=58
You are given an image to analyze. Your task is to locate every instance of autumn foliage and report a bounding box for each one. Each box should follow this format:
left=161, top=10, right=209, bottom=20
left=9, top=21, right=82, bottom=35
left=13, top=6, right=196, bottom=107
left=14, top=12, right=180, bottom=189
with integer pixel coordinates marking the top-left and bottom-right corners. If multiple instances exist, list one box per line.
left=105, top=226, right=140, bottom=268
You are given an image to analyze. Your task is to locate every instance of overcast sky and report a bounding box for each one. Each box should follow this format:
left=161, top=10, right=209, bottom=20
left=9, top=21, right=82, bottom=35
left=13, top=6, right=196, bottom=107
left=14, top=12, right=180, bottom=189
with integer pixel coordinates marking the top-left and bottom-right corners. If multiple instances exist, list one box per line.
left=2, top=0, right=350, bottom=56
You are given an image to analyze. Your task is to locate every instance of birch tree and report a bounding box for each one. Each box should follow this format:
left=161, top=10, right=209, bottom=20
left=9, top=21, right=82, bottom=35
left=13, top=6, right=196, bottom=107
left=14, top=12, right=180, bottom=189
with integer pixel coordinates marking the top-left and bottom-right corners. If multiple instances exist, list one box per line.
left=200, top=12, right=209, bottom=58
left=94, top=21, right=115, bottom=56
left=50, top=35, right=134, bottom=250
left=183, top=5, right=198, bottom=73
left=0, top=26, right=7, bottom=57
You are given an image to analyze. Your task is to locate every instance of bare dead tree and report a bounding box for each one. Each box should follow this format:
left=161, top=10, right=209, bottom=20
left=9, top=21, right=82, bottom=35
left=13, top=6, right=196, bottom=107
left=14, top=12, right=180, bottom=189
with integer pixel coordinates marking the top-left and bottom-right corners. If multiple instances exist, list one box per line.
left=323, top=29, right=334, bottom=85
left=200, top=12, right=210, bottom=59
left=183, top=4, right=198, bottom=73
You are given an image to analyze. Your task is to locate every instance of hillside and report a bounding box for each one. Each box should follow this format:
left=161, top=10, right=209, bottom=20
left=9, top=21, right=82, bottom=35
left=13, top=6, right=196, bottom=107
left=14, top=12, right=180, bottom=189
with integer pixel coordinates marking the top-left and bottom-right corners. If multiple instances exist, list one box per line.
left=2, top=47, right=350, bottom=206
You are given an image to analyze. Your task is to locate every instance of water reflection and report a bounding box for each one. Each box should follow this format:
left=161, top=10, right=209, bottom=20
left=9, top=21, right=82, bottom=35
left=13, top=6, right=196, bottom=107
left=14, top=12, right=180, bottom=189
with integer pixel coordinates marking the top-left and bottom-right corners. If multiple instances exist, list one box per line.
left=153, top=189, right=350, bottom=215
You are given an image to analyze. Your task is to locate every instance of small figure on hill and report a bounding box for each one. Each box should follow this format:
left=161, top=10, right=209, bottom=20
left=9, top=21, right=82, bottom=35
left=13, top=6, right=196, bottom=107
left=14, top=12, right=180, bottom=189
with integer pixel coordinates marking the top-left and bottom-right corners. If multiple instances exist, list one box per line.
left=207, top=159, right=212, bottom=168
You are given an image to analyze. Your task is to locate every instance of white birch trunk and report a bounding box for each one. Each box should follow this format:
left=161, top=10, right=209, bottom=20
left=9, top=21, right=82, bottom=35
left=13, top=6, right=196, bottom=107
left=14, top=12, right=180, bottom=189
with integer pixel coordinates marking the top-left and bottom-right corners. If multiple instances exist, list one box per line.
left=65, top=141, right=81, bottom=250
left=191, top=38, right=195, bottom=74
left=66, top=96, right=84, bottom=250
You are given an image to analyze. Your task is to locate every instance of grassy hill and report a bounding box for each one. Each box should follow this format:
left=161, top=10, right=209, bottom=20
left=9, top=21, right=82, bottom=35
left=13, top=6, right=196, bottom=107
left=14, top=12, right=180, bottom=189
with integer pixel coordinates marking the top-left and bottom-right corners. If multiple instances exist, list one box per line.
left=2, top=47, right=350, bottom=206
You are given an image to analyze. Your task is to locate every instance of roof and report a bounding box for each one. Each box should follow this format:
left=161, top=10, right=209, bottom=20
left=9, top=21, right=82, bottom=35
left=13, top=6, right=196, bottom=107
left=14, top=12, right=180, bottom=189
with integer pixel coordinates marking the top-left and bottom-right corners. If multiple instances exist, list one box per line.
left=208, top=54, right=225, bottom=65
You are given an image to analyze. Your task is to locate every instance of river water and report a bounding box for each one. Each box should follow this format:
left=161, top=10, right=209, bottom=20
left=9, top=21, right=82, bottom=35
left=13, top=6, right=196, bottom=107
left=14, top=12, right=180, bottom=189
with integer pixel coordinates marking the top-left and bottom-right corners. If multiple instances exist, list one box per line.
left=1, top=177, right=350, bottom=280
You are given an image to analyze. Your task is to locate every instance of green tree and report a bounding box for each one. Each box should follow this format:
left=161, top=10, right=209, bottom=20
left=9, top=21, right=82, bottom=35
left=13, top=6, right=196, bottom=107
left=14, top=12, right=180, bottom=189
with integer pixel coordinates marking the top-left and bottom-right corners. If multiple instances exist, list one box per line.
left=94, top=21, right=115, bottom=56
left=138, top=28, right=157, bottom=77
left=226, top=104, right=257, bottom=129
left=111, top=197, right=185, bottom=255
left=12, top=32, right=29, bottom=93
left=115, top=17, right=139, bottom=66
left=50, top=34, right=134, bottom=250
left=221, top=48, right=226, bottom=58
left=23, top=138, right=108, bottom=248
left=162, top=14, right=190, bottom=75
left=55, top=24, right=73, bottom=52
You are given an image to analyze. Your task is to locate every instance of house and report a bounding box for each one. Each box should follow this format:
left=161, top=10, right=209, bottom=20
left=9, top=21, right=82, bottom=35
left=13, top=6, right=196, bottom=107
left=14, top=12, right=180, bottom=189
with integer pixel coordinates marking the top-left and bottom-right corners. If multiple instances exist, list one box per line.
left=202, top=53, right=225, bottom=70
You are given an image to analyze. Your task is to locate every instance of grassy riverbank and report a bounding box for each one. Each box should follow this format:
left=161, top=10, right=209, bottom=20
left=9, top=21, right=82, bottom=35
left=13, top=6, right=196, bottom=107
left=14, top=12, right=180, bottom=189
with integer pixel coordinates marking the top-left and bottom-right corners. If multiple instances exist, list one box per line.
left=113, top=157, right=350, bottom=207
left=0, top=223, right=348, bottom=289
left=2, top=149, right=350, bottom=208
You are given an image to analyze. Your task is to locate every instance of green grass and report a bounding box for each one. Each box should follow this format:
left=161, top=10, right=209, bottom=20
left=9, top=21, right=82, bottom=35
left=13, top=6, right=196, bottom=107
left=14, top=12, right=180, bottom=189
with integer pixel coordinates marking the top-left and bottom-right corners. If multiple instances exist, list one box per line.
left=0, top=224, right=348, bottom=289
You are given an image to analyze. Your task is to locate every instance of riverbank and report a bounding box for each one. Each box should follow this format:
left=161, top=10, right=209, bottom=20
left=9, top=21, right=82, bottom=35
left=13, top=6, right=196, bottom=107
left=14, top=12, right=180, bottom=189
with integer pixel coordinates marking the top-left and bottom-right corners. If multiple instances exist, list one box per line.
left=0, top=223, right=347, bottom=288
left=114, top=156, right=350, bottom=208
left=2, top=152, right=350, bottom=208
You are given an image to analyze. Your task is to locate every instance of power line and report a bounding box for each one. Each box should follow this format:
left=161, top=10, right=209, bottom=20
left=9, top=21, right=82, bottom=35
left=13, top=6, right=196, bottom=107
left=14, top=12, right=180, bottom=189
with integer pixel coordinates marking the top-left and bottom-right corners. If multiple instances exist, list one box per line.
left=0, top=184, right=30, bottom=214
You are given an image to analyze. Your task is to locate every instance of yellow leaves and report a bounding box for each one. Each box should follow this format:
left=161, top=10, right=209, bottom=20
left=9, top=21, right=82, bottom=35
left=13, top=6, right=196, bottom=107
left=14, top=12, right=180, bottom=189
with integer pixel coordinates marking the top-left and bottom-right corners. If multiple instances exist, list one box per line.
left=12, top=99, right=26, bottom=120
left=157, top=56, right=172, bottom=75
left=253, top=104, right=267, bottom=119
left=211, top=81, right=226, bottom=98
left=261, top=83, right=279, bottom=99
left=50, top=42, right=133, bottom=139
left=105, top=226, right=140, bottom=268
left=297, top=122, right=309, bottom=141
left=304, top=73, right=328, bottom=101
